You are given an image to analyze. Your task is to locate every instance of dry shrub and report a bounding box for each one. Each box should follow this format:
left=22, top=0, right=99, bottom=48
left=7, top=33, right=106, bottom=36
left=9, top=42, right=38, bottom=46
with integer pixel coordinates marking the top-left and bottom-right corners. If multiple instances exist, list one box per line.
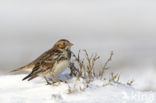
left=70, top=50, right=114, bottom=84
left=67, top=50, right=135, bottom=94
left=69, top=50, right=134, bottom=88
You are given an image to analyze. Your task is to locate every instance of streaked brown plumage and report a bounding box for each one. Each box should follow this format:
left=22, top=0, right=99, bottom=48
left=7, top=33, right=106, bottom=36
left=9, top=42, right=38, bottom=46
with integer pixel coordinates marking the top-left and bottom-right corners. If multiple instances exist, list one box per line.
left=11, top=39, right=73, bottom=84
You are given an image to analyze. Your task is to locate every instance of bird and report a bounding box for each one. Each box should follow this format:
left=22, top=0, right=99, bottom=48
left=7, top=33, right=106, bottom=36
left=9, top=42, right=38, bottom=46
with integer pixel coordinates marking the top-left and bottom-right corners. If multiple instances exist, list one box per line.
left=11, top=39, right=73, bottom=84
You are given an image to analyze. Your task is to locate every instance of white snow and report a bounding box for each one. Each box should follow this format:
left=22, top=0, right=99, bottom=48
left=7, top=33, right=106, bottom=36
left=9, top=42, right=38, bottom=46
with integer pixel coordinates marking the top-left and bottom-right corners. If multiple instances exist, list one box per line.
left=0, top=74, right=156, bottom=103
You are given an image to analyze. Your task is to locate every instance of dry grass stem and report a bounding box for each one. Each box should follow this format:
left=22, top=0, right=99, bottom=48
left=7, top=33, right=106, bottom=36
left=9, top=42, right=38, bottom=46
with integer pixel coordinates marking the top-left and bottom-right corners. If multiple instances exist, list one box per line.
left=109, top=72, right=120, bottom=82
left=100, top=51, right=114, bottom=79
left=67, top=85, right=72, bottom=94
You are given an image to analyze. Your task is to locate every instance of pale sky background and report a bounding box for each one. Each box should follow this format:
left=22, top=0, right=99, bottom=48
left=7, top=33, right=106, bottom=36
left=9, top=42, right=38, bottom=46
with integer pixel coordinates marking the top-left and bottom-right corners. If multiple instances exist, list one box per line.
left=0, top=0, right=156, bottom=90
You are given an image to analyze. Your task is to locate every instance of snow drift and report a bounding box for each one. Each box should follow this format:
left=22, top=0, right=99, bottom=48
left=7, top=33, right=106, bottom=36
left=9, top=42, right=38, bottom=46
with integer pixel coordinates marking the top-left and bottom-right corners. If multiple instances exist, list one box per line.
left=0, top=74, right=155, bottom=103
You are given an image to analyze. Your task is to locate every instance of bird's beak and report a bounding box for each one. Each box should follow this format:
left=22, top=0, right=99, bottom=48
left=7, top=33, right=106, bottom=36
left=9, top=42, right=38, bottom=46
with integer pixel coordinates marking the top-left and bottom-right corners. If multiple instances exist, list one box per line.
left=69, top=43, right=73, bottom=47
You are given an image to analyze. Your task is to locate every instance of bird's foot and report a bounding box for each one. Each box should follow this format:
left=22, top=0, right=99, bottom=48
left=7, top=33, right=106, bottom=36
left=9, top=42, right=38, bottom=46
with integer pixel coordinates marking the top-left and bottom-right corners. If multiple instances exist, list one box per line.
left=46, top=81, right=52, bottom=85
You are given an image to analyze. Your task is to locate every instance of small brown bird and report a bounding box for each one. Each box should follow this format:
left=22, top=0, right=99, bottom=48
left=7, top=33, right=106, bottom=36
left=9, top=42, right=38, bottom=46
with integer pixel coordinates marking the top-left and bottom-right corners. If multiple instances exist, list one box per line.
left=11, top=39, right=73, bottom=84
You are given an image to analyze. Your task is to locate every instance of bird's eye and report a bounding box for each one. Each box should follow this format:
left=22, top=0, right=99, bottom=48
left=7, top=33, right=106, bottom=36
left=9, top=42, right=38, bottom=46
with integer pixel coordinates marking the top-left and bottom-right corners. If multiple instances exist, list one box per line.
left=63, top=43, right=66, bottom=46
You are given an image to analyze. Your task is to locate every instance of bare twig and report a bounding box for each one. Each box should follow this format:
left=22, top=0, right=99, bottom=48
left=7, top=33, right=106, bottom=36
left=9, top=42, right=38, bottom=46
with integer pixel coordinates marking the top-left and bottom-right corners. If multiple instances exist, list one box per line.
left=67, top=85, right=72, bottom=94
left=100, top=51, right=114, bottom=79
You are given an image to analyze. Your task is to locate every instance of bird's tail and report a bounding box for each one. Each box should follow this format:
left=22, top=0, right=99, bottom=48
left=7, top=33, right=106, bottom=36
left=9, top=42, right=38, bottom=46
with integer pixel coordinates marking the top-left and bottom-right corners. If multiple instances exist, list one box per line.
left=10, top=64, right=34, bottom=73
left=10, top=66, right=26, bottom=72
left=22, top=73, right=32, bottom=81
left=22, top=73, right=37, bottom=81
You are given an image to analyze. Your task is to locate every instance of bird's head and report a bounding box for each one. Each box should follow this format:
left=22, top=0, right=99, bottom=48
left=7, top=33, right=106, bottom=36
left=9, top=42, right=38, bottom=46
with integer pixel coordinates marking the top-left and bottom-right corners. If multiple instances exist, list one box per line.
left=53, top=39, right=73, bottom=51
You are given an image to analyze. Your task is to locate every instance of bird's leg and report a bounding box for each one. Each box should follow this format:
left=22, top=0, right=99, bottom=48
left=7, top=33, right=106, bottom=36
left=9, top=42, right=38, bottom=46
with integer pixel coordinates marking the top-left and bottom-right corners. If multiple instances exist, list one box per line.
left=44, top=76, right=52, bottom=85
left=52, top=73, right=61, bottom=83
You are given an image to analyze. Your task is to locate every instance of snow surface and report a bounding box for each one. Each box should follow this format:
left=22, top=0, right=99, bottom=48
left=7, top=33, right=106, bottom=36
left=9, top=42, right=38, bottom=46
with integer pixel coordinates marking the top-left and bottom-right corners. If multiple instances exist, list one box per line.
left=0, top=74, right=156, bottom=103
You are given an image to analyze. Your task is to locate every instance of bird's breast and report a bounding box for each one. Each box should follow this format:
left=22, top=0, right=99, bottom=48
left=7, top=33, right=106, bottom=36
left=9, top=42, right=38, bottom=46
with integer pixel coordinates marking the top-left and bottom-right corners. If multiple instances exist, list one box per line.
left=53, top=60, right=69, bottom=75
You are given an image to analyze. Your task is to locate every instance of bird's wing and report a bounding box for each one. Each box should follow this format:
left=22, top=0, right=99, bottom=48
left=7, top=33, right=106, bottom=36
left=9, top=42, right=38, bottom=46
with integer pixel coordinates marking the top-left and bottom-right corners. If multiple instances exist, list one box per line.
left=22, top=61, right=55, bottom=81
left=30, top=49, right=52, bottom=64
left=30, top=49, right=62, bottom=63
left=22, top=50, right=59, bottom=81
